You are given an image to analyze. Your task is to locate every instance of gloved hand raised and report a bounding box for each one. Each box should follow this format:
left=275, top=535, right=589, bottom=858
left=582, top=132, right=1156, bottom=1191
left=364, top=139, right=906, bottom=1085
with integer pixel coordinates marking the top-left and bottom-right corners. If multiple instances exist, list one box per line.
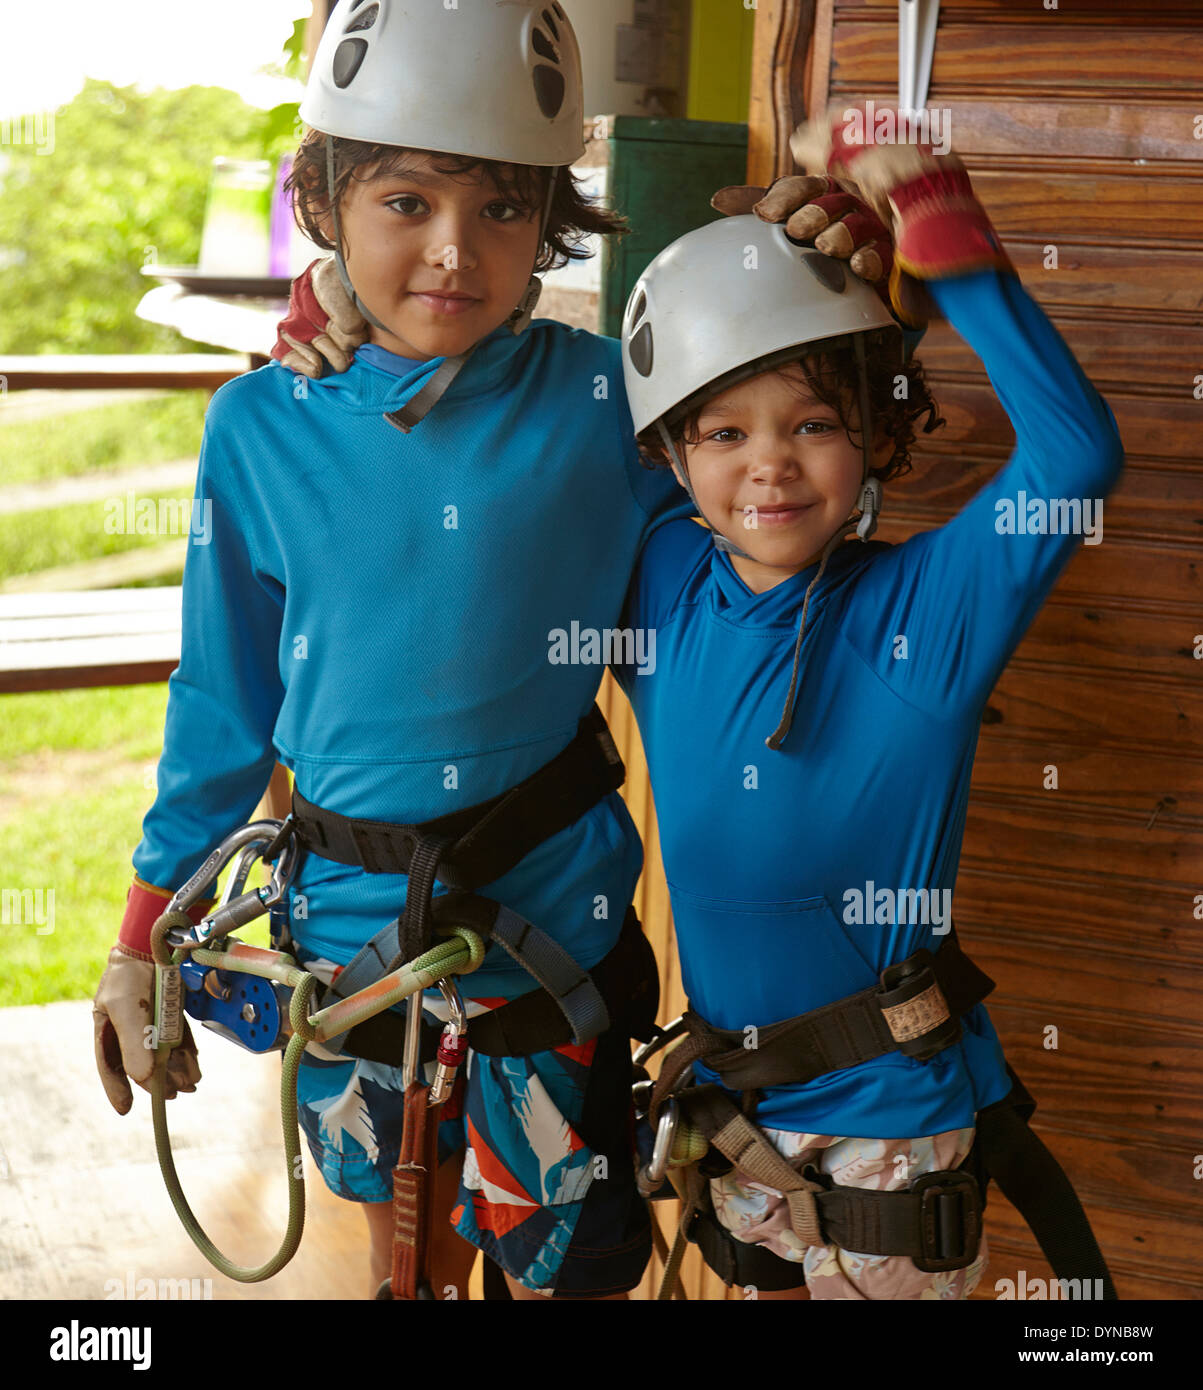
left=711, top=174, right=896, bottom=303
left=271, top=256, right=369, bottom=380
left=789, top=101, right=1013, bottom=323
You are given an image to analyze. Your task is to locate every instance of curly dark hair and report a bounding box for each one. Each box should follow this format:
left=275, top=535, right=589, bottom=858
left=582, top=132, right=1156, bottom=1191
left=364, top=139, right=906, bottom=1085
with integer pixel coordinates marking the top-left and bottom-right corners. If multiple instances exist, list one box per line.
left=639, top=327, right=944, bottom=485
left=285, top=129, right=627, bottom=274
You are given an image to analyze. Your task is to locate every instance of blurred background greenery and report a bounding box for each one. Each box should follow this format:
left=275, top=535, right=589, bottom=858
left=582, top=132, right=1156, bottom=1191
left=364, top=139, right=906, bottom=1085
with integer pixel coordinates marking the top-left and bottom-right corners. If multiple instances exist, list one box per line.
left=0, top=25, right=304, bottom=1007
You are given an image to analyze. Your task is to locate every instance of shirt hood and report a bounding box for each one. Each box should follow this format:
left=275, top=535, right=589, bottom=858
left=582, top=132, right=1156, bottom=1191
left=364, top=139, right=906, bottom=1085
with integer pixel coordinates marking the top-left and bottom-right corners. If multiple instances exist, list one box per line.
left=290, top=321, right=529, bottom=418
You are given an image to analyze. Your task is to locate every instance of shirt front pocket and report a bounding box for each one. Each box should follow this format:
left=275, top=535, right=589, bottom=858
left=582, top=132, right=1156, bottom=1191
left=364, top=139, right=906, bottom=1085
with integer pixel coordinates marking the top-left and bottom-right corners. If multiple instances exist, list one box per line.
left=664, top=883, right=881, bottom=1030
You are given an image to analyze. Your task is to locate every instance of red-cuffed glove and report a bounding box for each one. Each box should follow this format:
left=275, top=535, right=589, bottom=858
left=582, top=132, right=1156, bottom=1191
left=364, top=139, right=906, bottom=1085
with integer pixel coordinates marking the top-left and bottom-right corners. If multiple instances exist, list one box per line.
left=91, top=877, right=214, bottom=1114
left=790, top=102, right=1013, bottom=324
left=712, top=175, right=896, bottom=307
left=270, top=256, right=368, bottom=379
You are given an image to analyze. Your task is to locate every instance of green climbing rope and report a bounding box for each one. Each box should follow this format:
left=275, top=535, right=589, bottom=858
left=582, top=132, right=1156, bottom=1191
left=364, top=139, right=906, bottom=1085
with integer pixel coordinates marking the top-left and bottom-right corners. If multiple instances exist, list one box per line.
left=148, top=909, right=483, bottom=1282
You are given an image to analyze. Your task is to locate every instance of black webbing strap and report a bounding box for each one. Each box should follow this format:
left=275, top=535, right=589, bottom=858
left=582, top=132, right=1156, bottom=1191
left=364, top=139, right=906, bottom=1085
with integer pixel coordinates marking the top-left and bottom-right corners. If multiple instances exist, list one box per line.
left=971, top=1068, right=1118, bottom=1300
left=289, top=705, right=624, bottom=890
left=652, top=926, right=994, bottom=1115
left=319, top=890, right=614, bottom=1057
left=471, top=901, right=610, bottom=1047
left=392, top=834, right=449, bottom=971
left=339, top=908, right=657, bottom=1063
left=679, top=1082, right=982, bottom=1273
left=675, top=1067, right=1117, bottom=1295
left=468, top=906, right=659, bottom=1056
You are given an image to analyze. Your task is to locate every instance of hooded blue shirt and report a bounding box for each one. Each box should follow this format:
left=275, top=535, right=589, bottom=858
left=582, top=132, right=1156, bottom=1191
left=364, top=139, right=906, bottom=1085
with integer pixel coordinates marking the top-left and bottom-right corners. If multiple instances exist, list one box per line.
left=133, top=319, right=690, bottom=998
left=614, top=270, right=1125, bottom=1137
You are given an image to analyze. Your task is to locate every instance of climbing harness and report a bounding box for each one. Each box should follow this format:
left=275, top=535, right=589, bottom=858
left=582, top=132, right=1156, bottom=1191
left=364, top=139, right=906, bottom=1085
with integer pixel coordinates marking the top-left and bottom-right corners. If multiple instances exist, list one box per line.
left=289, top=705, right=643, bottom=1057
left=149, top=817, right=486, bottom=1287
left=148, top=706, right=660, bottom=1296
left=636, top=926, right=1117, bottom=1301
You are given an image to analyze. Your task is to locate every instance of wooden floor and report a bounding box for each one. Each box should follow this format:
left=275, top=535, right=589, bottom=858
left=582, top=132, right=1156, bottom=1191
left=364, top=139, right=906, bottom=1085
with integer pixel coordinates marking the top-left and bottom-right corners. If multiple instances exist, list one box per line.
left=1, top=998, right=1097, bottom=1302
left=0, top=999, right=483, bottom=1301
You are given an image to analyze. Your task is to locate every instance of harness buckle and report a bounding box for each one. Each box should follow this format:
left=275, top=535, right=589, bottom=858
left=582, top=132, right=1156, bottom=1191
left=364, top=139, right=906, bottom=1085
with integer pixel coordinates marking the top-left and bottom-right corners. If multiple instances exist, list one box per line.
left=877, top=949, right=961, bottom=1060
left=909, top=1168, right=981, bottom=1272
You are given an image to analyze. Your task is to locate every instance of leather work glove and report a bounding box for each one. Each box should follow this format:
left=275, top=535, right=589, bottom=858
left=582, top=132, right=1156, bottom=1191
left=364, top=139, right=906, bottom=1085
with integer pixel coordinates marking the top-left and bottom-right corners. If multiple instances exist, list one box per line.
left=712, top=174, right=897, bottom=305
left=271, top=255, right=368, bottom=379
left=93, top=947, right=201, bottom=1114
left=789, top=101, right=1014, bottom=325
left=92, top=877, right=210, bottom=1115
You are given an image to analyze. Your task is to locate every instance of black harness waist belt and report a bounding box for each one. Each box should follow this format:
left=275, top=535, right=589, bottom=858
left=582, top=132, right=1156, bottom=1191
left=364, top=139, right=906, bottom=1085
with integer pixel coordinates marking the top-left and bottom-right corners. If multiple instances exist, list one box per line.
left=289, top=704, right=624, bottom=889
left=292, top=704, right=625, bottom=969
left=651, top=925, right=994, bottom=1116
left=339, top=907, right=659, bottom=1064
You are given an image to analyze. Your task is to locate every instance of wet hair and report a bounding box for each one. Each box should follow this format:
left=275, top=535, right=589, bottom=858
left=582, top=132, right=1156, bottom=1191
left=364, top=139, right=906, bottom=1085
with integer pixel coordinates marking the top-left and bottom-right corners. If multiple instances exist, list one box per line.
left=285, top=129, right=628, bottom=273
left=639, top=326, right=945, bottom=484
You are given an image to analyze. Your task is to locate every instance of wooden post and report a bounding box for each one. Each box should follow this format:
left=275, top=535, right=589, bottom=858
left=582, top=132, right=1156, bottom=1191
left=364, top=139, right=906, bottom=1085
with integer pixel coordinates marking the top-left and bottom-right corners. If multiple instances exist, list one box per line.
left=746, top=0, right=819, bottom=185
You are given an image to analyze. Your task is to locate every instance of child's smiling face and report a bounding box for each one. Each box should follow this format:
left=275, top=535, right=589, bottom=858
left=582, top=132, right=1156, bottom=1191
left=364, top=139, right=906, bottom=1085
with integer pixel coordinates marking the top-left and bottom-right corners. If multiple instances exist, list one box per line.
left=318, top=151, right=544, bottom=360
left=676, top=363, right=894, bottom=595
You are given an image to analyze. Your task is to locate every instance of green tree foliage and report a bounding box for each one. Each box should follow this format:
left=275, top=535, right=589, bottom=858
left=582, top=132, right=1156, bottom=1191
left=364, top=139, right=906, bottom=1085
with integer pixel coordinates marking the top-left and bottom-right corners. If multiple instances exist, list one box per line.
left=0, top=78, right=301, bottom=354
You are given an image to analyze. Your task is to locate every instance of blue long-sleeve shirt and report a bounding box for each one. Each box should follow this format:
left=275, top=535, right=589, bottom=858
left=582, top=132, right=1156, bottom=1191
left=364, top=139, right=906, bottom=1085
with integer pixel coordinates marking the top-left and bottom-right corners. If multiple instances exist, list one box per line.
left=615, top=270, right=1124, bottom=1137
left=133, top=319, right=690, bottom=999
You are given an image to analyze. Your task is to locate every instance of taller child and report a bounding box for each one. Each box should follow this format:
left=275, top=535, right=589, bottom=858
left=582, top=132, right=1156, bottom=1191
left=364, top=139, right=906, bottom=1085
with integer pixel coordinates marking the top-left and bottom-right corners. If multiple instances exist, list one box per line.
left=92, top=0, right=693, bottom=1301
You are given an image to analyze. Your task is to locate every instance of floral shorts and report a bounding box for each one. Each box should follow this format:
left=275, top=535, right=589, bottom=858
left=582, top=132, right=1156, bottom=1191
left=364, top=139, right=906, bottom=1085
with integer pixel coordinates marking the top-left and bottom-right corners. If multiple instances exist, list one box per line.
left=711, top=1125, right=988, bottom=1300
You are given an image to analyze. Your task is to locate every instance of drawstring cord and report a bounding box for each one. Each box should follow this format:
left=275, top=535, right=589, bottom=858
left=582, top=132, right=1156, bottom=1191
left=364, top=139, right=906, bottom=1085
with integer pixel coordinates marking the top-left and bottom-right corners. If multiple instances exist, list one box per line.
left=656, top=333, right=884, bottom=751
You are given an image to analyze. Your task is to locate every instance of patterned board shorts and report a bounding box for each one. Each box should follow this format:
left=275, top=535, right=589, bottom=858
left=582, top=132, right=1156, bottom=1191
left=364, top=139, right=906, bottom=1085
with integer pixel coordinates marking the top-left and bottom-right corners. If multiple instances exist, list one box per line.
left=711, top=1125, right=988, bottom=1300
left=290, top=942, right=650, bottom=1298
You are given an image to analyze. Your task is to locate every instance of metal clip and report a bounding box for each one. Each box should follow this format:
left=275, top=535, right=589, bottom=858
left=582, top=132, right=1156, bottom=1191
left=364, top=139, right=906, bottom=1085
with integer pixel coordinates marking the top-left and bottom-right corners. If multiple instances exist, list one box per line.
left=428, top=978, right=468, bottom=1108
left=165, top=817, right=299, bottom=949
left=632, top=1015, right=688, bottom=1070
left=636, top=1097, right=679, bottom=1197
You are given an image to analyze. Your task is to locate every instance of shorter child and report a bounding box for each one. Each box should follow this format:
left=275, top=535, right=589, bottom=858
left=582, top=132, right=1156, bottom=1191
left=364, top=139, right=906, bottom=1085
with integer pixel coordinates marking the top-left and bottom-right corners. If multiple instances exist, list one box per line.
left=614, top=113, right=1123, bottom=1300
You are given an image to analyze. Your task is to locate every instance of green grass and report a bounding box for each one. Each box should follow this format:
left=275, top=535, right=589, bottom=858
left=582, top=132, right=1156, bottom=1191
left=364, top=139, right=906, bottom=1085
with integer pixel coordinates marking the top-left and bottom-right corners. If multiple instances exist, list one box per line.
left=0, top=657, right=267, bottom=1011
left=0, top=488, right=194, bottom=581
left=0, top=395, right=267, bottom=1009
left=0, top=392, right=208, bottom=487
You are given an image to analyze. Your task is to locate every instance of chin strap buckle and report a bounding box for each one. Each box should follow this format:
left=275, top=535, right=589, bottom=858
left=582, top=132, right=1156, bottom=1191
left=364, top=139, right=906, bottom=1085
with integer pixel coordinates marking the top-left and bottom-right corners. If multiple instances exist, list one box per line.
left=856, top=476, right=882, bottom=540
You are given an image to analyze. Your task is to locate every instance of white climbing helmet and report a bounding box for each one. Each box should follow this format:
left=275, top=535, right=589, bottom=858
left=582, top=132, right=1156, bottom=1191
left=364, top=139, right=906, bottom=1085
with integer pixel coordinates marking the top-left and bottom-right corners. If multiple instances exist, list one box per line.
left=622, top=216, right=906, bottom=753
left=622, top=213, right=903, bottom=554
left=622, top=214, right=900, bottom=438
left=300, top=0, right=585, bottom=168
left=300, top=0, right=587, bottom=427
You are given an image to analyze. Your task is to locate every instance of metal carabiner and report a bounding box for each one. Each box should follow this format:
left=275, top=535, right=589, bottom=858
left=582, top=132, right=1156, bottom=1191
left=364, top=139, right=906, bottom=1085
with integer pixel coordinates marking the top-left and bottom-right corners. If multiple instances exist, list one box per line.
left=165, top=816, right=300, bottom=949
left=632, top=1015, right=688, bottom=1071
left=428, top=977, right=468, bottom=1108
left=636, top=1097, right=680, bottom=1197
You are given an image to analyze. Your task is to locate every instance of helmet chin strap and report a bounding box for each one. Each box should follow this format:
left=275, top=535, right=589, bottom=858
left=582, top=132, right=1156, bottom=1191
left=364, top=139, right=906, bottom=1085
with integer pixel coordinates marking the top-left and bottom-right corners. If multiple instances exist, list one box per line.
left=324, top=137, right=558, bottom=432
left=652, top=337, right=885, bottom=752
left=764, top=335, right=885, bottom=750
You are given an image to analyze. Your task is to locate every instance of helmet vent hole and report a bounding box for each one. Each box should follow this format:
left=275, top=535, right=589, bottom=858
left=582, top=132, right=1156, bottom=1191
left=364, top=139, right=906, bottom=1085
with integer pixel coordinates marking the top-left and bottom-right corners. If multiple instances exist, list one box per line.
left=799, top=251, right=847, bottom=294
left=332, top=38, right=370, bottom=89
left=553, top=1, right=566, bottom=19
left=532, top=28, right=559, bottom=62
left=533, top=64, right=565, bottom=118
left=629, top=322, right=654, bottom=377
left=542, top=9, right=560, bottom=40
left=630, top=290, right=647, bottom=325
left=344, top=3, right=379, bottom=34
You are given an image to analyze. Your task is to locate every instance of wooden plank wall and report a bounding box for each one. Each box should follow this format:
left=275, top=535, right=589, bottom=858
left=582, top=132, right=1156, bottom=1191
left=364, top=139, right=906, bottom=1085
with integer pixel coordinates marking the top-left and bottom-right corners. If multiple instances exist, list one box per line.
left=610, top=0, right=1203, bottom=1301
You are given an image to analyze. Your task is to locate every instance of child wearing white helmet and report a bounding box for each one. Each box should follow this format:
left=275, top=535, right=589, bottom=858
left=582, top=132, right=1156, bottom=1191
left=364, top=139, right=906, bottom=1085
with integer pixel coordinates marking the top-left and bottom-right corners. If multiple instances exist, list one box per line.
left=93, top=0, right=694, bottom=1302
left=613, top=107, right=1123, bottom=1300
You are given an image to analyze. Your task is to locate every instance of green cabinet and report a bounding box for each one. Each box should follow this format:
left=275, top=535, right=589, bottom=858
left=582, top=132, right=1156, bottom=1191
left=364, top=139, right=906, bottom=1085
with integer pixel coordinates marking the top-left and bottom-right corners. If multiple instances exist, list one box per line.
left=600, top=116, right=748, bottom=337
